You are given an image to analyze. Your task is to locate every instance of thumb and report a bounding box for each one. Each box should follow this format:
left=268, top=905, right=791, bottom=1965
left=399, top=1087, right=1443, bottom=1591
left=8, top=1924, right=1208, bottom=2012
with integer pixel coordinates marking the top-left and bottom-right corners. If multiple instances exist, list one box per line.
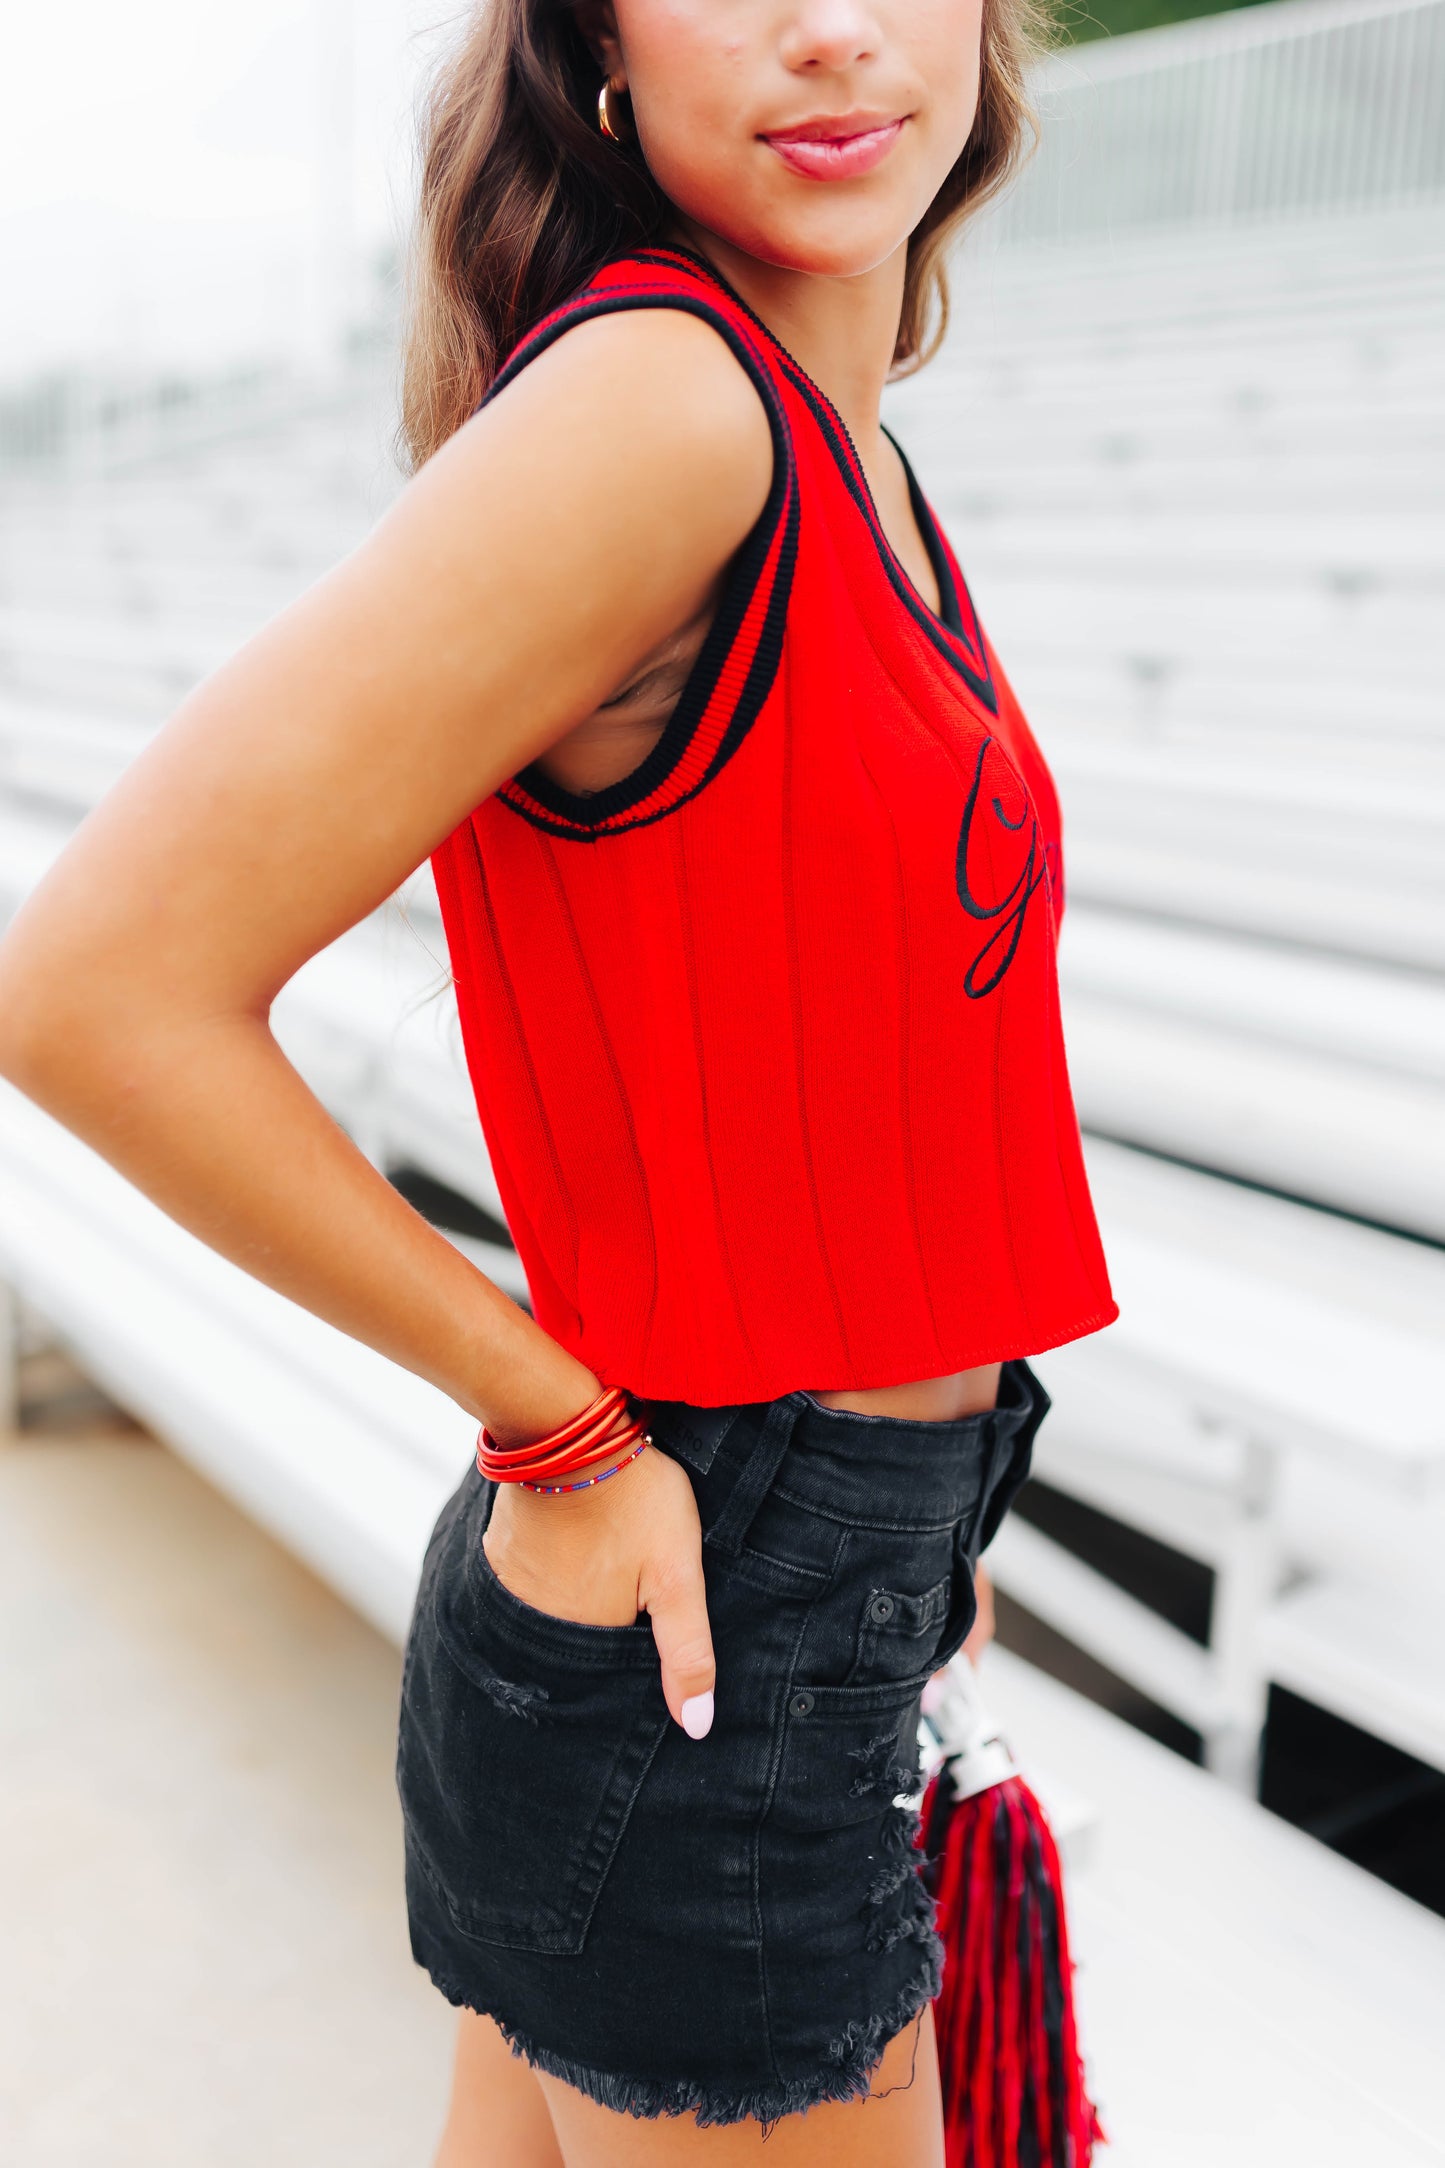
left=641, top=1548, right=717, bottom=1740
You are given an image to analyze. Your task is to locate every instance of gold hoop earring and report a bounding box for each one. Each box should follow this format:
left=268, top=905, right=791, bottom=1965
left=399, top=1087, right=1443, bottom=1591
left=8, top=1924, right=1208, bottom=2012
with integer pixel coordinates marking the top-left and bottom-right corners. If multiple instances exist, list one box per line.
left=598, top=78, right=629, bottom=144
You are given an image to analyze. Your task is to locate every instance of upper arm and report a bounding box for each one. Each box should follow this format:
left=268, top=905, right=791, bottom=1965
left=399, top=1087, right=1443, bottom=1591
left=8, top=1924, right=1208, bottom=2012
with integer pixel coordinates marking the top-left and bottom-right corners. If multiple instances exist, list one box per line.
left=0, top=307, right=775, bottom=1046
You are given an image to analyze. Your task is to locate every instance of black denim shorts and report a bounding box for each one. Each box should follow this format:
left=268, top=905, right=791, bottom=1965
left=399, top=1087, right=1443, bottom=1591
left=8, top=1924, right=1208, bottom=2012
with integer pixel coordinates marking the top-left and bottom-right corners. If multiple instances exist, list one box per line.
left=396, top=1356, right=1049, bottom=2129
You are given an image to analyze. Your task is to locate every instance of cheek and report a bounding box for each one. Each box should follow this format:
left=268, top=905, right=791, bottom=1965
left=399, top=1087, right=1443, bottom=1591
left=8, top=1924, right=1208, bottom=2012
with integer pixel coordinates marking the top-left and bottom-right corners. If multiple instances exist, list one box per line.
left=623, top=28, right=754, bottom=222
left=912, top=0, right=986, bottom=149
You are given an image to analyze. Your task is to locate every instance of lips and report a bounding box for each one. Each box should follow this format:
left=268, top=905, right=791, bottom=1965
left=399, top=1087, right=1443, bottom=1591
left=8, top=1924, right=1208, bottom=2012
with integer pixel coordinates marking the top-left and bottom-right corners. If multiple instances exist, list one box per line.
left=761, top=113, right=908, bottom=182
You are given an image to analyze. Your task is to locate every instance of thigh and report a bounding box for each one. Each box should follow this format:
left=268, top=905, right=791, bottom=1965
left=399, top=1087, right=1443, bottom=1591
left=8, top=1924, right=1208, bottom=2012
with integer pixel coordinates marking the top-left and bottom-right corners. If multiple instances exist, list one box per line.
left=537, top=2003, right=944, bottom=2168
left=439, top=2010, right=565, bottom=2168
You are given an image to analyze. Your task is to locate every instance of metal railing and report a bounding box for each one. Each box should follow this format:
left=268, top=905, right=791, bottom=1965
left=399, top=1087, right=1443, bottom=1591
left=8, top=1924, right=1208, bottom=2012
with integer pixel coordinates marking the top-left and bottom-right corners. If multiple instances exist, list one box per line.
left=0, top=366, right=290, bottom=469
left=0, top=259, right=401, bottom=474
left=992, top=0, right=1445, bottom=243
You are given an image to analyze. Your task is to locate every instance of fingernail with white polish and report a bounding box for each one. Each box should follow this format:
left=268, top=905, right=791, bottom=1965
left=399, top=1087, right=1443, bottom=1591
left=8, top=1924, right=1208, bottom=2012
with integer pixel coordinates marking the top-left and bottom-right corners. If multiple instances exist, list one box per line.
left=680, top=1691, right=714, bottom=1739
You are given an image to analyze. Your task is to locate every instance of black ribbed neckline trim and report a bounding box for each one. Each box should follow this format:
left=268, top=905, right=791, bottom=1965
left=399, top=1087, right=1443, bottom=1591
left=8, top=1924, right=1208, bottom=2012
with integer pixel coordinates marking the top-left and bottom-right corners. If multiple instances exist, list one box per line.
left=638, top=241, right=998, bottom=715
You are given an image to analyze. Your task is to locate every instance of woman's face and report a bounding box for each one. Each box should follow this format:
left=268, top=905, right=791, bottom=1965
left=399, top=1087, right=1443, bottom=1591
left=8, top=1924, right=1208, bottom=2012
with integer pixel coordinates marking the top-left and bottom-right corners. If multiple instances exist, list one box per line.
left=597, top=0, right=986, bottom=279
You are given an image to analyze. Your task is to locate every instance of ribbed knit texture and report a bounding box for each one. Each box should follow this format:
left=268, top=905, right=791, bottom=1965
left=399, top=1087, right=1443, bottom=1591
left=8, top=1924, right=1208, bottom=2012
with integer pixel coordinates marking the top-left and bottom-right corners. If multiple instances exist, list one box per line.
left=430, top=246, right=1119, bottom=1404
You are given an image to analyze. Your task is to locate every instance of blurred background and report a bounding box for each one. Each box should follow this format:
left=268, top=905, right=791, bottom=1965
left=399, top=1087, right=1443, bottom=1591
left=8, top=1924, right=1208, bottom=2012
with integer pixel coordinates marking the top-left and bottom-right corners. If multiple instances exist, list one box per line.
left=1, top=0, right=1443, bottom=2161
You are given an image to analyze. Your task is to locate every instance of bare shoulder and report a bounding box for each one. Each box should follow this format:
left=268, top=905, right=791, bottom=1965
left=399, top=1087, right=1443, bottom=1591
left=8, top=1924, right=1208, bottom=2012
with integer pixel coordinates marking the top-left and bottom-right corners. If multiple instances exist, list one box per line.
left=519, top=302, right=774, bottom=426
left=486, top=304, right=773, bottom=475
left=410, top=304, right=776, bottom=573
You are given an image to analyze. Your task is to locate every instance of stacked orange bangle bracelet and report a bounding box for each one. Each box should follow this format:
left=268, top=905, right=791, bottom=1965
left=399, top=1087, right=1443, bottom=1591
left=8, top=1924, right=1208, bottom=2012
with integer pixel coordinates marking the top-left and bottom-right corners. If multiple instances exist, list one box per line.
left=476, top=1383, right=652, bottom=1493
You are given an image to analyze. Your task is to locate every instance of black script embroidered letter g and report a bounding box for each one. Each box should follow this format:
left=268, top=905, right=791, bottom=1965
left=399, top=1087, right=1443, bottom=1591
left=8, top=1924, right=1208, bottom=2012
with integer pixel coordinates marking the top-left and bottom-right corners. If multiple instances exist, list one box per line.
left=954, top=735, right=1047, bottom=1000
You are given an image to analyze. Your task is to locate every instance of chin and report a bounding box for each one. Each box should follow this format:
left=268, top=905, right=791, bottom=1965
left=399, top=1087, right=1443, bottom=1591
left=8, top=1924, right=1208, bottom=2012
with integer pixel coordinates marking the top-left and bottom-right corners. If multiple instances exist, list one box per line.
left=690, top=198, right=917, bottom=283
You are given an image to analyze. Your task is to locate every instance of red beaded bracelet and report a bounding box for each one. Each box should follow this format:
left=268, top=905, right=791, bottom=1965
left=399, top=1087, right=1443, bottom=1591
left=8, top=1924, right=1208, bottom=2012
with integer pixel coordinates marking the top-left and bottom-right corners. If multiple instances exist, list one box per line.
left=478, top=1413, right=651, bottom=1489
left=517, top=1435, right=651, bottom=1495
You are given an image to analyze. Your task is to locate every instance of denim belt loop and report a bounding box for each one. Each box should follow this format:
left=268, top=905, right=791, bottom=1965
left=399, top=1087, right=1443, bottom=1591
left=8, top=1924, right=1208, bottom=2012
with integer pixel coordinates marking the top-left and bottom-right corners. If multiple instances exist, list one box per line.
left=703, top=1395, right=806, bottom=1560
left=973, top=1359, right=1050, bottom=1560
left=980, top=1402, right=1015, bottom=1511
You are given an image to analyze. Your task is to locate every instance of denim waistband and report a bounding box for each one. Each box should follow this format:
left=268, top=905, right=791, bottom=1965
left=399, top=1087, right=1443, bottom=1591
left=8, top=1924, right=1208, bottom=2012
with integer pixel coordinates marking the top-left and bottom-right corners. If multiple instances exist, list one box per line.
left=635, top=1356, right=1049, bottom=1534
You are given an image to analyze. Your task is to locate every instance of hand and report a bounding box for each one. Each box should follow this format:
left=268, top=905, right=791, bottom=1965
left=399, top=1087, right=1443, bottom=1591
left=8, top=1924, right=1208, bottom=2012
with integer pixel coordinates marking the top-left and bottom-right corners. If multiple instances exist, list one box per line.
left=483, top=1441, right=717, bottom=1739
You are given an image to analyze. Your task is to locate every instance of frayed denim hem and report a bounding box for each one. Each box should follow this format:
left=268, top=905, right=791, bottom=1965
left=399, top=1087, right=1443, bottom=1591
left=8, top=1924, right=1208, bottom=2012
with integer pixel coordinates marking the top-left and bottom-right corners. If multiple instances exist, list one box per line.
left=414, top=1934, right=945, bottom=2132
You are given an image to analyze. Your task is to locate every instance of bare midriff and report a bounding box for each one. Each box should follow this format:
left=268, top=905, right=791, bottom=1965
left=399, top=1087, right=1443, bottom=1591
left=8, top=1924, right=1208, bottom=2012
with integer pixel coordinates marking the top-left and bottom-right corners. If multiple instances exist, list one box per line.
left=807, top=1364, right=1004, bottom=1421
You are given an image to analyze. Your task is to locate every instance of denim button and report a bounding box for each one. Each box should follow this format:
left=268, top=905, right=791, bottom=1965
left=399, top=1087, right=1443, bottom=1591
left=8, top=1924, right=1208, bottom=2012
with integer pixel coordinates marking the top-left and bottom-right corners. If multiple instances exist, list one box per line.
left=789, top=1691, right=815, bottom=1717
left=869, top=1595, right=895, bottom=1624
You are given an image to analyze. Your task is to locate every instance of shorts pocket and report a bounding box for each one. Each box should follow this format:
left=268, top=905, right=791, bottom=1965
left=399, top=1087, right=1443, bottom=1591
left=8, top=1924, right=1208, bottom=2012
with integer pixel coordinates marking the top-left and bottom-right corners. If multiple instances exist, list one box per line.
left=714, top=1484, right=847, bottom=1600
left=397, top=1499, right=669, bottom=1956
left=768, top=1666, right=944, bottom=1964
left=842, top=1570, right=953, bottom=1688
left=771, top=1669, right=937, bottom=1847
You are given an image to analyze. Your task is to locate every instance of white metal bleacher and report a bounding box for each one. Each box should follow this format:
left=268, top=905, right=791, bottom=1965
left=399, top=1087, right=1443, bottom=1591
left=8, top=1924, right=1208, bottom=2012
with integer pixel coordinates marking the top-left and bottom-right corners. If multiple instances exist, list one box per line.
left=2, top=1082, right=1443, bottom=2166
left=0, top=0, right=1442, bottom=1944
left=4, top=916, right=1442, bottom=1801
left=0, top=1078, right=468, bottom=1642
left=2, top=0, right=1442, bottom=2146
left=4, top=768, right=1443, bottom=1793
left=887, top=0, right=1445, bottom=1787
left=1015, top=1140, right=1445, bottom=1783
left=988, top=1646, right=1445, bottom=2167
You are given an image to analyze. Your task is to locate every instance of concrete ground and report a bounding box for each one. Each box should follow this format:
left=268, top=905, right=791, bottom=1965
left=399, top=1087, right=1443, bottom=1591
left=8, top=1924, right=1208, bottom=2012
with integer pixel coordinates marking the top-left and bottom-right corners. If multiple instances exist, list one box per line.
left=0, top=1361, right=454, bottom=2168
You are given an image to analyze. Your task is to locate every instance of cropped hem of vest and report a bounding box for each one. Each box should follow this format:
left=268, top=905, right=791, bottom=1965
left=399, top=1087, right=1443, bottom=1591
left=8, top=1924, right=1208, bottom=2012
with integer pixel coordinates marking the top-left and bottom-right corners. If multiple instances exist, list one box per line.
left=430, top=246, right=1119, bottom=1404
left=588, top=1298, right=1123, bottom=1410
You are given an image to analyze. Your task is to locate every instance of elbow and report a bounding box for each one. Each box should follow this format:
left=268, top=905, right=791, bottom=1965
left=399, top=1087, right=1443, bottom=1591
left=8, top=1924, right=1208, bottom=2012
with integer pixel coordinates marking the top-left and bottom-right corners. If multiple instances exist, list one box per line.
left=0, top=960, right=58, bottom=1097
left=0, top=928, right=98, bottom=1101
left=0, top=925, right=242, bottom=1115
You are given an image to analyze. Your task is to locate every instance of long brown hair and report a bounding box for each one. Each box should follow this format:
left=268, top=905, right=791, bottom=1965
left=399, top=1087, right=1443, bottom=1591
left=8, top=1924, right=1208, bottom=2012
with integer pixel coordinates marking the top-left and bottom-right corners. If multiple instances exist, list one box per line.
left=401, top=0, right=1058, bottom=470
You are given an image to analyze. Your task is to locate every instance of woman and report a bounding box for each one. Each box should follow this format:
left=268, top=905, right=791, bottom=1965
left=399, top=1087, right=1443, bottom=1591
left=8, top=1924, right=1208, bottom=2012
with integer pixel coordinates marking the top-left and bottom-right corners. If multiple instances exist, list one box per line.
left=0, top=0, right=1117, bottom=2158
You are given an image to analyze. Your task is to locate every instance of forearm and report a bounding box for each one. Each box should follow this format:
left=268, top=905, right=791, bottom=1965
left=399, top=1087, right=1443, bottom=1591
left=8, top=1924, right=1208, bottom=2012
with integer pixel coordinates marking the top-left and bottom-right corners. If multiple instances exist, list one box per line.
left=1, top=1005, right=597, bottom=1443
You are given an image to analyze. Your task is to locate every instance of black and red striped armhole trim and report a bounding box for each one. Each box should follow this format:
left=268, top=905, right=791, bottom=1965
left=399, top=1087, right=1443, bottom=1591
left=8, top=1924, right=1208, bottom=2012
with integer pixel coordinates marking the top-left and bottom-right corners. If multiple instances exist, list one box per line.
left=476, top=265, right=798, bottom=840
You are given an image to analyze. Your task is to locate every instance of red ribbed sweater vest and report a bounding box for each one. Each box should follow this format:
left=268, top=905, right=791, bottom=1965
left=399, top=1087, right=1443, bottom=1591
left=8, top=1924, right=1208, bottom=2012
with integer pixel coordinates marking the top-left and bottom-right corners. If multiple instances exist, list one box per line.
left=430, top=244, right=1119, bottom=1404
